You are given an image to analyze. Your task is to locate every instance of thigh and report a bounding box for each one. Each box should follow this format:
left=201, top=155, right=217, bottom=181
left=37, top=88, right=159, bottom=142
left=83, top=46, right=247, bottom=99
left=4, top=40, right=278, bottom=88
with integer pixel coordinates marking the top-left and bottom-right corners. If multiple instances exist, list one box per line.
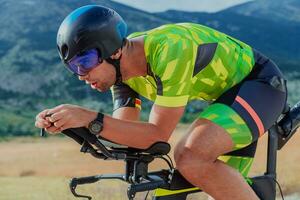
left=215, top=80, right=287, bottom=143
left=200, top=79, right=286, bottom=150
left=175, top=118, right=235, bottom=161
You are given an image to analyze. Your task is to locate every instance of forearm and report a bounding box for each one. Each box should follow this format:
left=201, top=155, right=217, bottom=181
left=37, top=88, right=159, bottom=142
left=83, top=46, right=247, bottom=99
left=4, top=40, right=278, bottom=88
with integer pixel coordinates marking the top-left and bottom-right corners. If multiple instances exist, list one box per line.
left=83, top=105, right=183, bottom=149
left=101, top=115, right=166, bottom=149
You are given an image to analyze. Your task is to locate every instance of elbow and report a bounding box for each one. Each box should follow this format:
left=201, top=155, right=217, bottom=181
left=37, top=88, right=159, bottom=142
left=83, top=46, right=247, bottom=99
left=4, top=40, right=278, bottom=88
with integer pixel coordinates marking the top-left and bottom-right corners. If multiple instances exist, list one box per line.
left=159, top=132, right=172, bottom=143
left=151, top=125, right=172, bottom=144
left=145, top=134, right=169, bottom=150
left=132, top=123, right=173, bottom=149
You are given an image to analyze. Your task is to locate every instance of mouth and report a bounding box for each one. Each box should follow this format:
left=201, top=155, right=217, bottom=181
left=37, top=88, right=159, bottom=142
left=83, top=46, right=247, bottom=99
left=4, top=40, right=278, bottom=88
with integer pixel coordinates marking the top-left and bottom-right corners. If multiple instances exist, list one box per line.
left=91, top=82, right=98, bottom=89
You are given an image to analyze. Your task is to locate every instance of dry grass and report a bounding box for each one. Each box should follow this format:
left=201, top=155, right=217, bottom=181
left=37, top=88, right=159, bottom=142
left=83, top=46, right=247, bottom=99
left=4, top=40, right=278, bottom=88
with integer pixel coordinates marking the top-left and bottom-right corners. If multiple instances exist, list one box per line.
left=0, top=125, right=300, bottom=199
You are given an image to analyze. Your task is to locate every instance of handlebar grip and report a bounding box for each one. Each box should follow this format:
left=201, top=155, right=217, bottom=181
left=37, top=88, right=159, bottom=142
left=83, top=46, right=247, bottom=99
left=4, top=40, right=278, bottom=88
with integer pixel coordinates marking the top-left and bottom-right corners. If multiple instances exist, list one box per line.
left=279, top=101, right=300, bottom=136
left=71, top=176, right=101, bottom=186
left=129, top=180, right=167, bottom=193
left=40, top=128, right=46, bottom=137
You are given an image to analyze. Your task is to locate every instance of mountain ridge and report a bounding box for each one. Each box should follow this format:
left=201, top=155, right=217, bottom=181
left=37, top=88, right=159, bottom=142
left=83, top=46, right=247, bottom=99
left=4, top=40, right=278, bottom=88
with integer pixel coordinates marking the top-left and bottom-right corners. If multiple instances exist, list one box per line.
left=224, top=0, right=300, bottom=23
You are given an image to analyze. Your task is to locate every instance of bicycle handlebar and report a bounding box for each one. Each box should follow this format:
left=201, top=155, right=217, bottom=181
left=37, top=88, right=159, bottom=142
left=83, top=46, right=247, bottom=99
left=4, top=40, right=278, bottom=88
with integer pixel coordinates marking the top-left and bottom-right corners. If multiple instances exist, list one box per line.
left=278, top=100, right=300, bottom=149
left=279, top=101, right=300, bottom=136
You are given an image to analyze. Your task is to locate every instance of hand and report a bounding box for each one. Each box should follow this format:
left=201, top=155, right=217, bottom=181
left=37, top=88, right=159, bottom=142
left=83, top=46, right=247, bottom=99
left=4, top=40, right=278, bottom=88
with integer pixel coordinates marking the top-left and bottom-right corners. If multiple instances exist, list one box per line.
left=35, top=104, right=98, bottom=134
left=35, top=109, right=53, bottom=129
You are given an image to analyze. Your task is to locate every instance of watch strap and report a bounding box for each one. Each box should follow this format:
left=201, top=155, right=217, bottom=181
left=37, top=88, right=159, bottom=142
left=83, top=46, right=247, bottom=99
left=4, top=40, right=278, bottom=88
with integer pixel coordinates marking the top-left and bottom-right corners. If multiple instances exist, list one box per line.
left=95, top=112, right=104, bottom=123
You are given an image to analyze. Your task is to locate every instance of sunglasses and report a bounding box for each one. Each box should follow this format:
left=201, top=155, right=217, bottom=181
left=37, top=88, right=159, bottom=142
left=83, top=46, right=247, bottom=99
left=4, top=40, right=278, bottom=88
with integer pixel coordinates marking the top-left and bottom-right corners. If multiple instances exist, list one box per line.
left=66, top=49, right=103, bottom=76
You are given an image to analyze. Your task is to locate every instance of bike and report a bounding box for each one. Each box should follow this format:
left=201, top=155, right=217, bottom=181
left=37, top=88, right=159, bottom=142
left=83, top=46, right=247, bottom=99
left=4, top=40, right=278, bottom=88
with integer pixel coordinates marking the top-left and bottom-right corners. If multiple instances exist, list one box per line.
left=41, top=101, right=300, bottom=200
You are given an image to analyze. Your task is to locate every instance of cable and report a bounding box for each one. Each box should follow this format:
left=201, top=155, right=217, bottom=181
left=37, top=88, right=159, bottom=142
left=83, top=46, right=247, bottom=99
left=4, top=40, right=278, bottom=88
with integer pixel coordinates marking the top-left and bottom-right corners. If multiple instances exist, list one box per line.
left=165, top=155, right=174, bottom=168
left=273, top=178, right=285, bottom=200
left=155, top=156, right=173, bottom=170
left=144, top=191, right=150, bottom=200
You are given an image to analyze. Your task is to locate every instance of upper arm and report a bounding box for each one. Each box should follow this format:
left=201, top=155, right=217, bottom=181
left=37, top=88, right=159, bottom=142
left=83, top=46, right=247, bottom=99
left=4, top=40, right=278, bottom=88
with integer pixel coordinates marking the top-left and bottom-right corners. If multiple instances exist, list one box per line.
left=144, top=38, right=195, bottom=139
left=113, top=107, right=140, bottom=121
left=150, top=38, right=195, bottom=108
left=149, top=104, right=185, bottom=141
left=111, top=83, right=141, bottom=121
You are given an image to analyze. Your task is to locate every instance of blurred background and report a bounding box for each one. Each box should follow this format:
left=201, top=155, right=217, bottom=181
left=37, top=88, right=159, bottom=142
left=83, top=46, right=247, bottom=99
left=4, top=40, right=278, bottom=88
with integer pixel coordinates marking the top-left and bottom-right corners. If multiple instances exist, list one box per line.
left=0, top=0, right=299, bottom=199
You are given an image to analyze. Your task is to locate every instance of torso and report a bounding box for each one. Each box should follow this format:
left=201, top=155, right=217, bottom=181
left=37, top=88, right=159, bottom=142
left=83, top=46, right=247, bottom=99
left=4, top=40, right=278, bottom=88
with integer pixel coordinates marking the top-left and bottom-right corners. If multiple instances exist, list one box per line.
left=114, top=23, right=255, bottom=108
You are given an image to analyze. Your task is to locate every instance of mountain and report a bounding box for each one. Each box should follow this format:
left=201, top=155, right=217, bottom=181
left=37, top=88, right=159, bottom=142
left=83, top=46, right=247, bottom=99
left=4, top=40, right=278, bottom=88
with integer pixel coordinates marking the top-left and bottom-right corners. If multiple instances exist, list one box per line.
left=155, top=1, right=300, bottom=66
left=0, top=0, right=169, bottom=99
left=225, top=0, right=300, bottom=23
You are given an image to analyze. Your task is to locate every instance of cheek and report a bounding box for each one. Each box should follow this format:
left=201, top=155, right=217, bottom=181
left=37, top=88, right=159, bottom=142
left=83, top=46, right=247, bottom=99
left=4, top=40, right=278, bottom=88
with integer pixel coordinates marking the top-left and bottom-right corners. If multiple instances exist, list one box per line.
left=90, top=62, right=115, bottom=81
left=89, top=65, right=105, bottom=79
left=102, top=64, right=116, bottom=80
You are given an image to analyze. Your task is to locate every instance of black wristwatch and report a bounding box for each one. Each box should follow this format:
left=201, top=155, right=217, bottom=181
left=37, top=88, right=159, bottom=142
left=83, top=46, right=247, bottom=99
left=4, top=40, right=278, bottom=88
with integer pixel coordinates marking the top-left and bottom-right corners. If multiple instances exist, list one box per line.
left=88, top=112, right=104, bottom=135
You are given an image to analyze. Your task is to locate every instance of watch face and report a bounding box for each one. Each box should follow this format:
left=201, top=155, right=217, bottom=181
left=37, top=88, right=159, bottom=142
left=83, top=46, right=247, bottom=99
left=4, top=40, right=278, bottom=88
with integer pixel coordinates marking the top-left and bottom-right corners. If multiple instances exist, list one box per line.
left=90, top=121, right=103, bottom=135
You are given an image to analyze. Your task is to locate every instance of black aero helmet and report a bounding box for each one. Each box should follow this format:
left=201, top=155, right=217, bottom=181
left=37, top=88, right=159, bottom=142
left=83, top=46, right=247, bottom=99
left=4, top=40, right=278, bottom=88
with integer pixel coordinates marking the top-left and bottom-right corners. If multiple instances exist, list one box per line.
left=57, top=5, right=127, bottom=62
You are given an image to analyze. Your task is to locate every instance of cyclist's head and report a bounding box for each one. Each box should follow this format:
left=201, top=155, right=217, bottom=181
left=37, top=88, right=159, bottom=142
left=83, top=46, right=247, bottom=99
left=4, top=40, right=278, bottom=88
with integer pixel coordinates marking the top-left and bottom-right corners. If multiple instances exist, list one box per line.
left=56, top=5, right=127, bottom=76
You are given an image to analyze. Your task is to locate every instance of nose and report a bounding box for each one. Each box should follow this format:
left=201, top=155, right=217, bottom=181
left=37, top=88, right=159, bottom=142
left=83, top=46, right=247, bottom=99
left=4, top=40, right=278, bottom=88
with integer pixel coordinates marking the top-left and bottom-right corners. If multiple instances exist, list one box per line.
left=78, top=74, right=88, bottom=81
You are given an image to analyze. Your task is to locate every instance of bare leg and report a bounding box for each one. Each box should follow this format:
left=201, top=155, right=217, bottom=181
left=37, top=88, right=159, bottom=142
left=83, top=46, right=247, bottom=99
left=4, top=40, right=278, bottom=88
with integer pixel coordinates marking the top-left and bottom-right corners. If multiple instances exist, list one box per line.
left=174, top=119, right=259, bottom=200
left=207, top=195, right=215, bottom=200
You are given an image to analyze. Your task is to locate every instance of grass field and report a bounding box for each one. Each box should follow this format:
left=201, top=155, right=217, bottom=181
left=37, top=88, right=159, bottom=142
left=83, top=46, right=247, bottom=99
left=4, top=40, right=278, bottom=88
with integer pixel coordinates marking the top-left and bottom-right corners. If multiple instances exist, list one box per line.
left=0, top=125, right=300, bottom=199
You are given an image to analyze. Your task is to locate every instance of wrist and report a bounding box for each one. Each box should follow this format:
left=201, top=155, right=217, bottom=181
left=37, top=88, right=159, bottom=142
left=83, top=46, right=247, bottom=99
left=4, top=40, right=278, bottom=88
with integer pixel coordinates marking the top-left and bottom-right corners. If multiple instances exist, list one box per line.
left=85, top=110, right=98, bottom=128
left=88, top=112, right=105, bottom=135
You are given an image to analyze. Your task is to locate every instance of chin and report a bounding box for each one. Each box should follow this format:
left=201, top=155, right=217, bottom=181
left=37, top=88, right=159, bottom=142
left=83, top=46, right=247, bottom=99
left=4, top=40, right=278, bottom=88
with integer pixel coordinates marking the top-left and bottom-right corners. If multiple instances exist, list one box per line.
left=97, top=85, right=110, bottom=92
left=97, top=88, right=106, bottom=92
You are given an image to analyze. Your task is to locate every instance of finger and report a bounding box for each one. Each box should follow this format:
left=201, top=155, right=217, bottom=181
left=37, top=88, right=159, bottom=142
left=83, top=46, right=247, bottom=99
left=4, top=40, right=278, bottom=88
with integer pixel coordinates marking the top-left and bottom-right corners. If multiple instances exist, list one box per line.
left=36, top=111, right=54, bottom=127
left=35, top=117, right=52, bottom=128
left=48, top=104, right=70, bottom=115
left=49, top=111, right=65, bottom=123
left=53, top=118, right=68, bottom=129
left=35, top=121, right=44, bottom=129
left=45, top=126, right=61, bottom=134
left=59, top=125, right=67, bottom=132
left=36, top=109, right=50, bottom=120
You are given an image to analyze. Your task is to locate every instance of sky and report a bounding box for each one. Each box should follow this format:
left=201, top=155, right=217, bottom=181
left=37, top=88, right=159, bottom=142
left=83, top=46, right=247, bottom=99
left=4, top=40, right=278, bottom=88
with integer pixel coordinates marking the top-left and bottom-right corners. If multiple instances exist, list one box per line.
left=112, top=0, right=252, bottom=13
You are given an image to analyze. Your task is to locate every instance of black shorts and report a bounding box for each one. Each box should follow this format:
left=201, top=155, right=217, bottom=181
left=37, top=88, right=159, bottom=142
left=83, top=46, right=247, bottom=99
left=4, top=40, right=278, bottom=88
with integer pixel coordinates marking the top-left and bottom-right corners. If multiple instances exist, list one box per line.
left=199, top=49, right=287, bottom=157
left=217, top=49, right=287, bottom=141
left=198, top=49, right=287, bottom=176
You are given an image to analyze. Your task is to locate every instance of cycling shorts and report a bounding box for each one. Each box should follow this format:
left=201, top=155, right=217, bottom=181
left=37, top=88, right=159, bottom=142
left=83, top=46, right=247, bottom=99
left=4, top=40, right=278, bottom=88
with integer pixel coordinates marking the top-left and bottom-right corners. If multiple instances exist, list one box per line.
left=199, top=49, right=287, bottom=176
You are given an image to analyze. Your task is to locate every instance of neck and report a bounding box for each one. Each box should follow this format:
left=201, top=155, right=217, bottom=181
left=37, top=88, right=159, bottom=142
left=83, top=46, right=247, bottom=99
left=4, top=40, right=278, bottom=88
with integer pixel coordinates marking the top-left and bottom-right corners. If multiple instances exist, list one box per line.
left=120, top=37, right=148, bottom=81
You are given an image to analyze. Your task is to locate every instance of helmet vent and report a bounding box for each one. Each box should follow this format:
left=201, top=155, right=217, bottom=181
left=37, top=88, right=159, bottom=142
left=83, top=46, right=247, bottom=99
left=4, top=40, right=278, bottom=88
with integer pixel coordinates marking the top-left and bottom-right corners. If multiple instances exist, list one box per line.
left=61, top=44, right=69, bottom=60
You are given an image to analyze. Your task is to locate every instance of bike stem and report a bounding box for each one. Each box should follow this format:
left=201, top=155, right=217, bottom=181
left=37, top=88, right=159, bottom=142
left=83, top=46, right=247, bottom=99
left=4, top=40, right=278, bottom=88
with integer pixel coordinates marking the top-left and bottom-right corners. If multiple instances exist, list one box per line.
left=266, top=125, right=278, bottom=178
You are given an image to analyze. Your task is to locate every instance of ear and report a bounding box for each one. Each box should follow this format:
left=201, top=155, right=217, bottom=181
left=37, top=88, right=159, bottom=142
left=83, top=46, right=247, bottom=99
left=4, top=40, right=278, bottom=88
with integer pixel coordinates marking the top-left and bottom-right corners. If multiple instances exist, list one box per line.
left=110, top=48, right=122, bottom=59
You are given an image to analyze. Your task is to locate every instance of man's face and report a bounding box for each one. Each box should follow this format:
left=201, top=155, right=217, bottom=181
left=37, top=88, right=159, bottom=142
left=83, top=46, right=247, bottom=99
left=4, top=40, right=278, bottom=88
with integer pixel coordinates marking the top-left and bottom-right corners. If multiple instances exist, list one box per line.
left=78, top=60, right=116, bottom=92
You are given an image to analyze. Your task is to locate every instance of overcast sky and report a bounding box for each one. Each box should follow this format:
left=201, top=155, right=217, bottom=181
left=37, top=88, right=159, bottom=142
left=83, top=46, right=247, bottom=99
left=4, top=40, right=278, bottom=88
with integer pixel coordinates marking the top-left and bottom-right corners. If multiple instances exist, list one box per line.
left=112, top=0, right=252, bottom=13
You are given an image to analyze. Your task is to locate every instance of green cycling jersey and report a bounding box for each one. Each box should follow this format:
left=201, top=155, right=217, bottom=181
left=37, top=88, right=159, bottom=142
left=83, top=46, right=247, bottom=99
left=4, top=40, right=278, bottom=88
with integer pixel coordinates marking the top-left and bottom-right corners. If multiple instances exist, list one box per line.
left=115, top=23, right=255, bottom=107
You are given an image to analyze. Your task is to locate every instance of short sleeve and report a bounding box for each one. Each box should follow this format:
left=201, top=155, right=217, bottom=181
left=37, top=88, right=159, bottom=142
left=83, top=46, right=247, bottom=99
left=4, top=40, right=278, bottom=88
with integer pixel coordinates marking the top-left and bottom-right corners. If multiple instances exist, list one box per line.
left=111, top=83, right=141, bottom=111
left=149, top=38, right=195, bottom=107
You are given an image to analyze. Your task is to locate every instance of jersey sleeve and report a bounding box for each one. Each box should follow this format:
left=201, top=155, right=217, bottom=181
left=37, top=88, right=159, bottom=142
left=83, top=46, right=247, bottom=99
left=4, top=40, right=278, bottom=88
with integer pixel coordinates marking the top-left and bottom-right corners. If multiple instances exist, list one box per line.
left=111, top=83, right=141, bottom=111
left=150, top=38, right=195, bottom=107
